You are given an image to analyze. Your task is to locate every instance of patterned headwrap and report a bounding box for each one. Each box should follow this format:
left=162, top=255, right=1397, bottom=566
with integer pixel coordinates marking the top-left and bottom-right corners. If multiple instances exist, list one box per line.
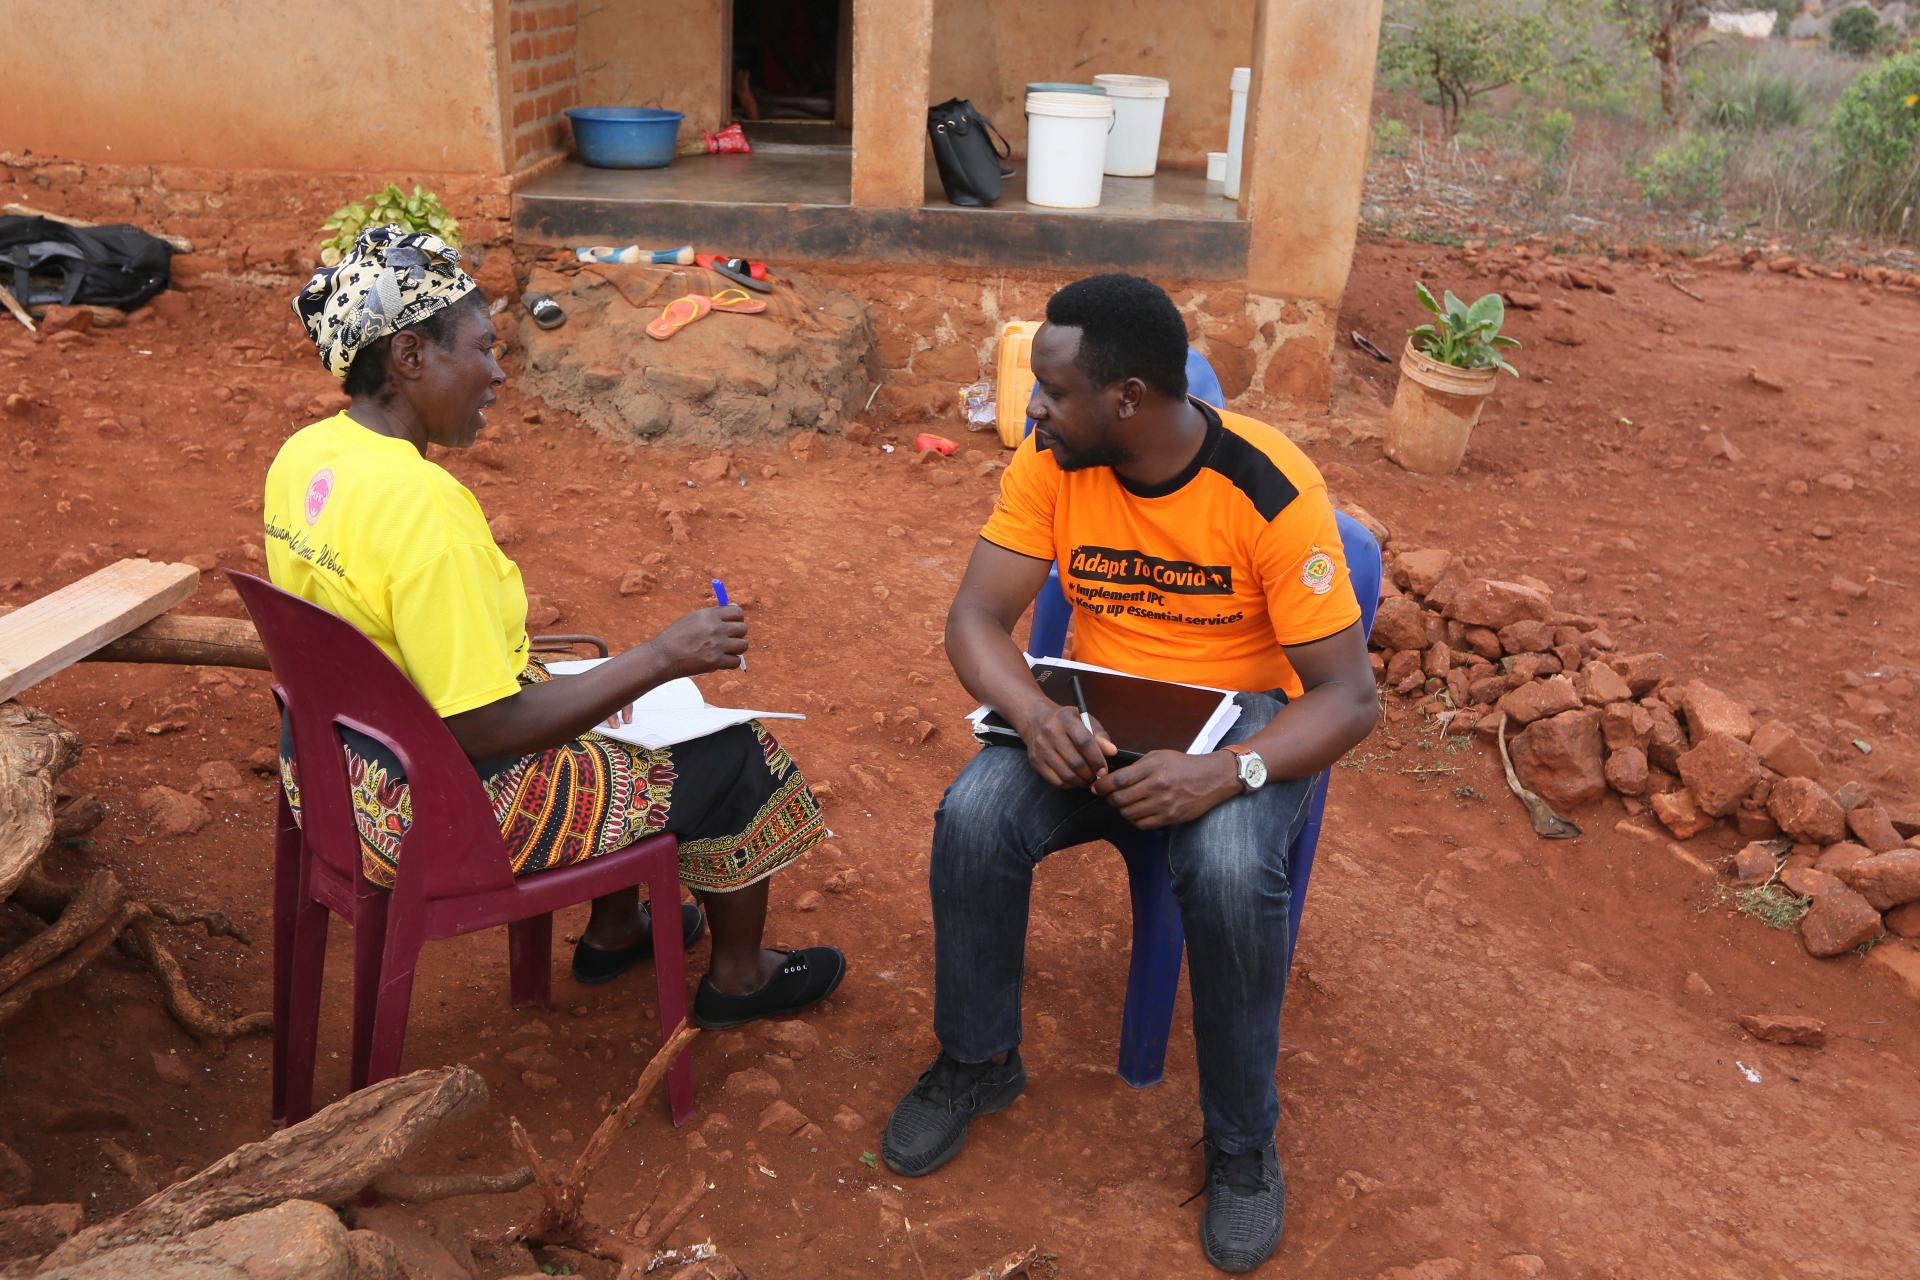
left=292, top=225, right=477, bottom=380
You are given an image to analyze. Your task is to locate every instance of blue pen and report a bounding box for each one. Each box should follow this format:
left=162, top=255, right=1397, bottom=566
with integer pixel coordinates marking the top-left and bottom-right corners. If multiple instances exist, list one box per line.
left=711, top=578, right=744, bottom=670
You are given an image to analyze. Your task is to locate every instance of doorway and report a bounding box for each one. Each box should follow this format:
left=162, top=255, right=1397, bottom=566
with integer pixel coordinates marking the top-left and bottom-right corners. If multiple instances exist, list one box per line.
left=727, top=0, right=852, bottom=150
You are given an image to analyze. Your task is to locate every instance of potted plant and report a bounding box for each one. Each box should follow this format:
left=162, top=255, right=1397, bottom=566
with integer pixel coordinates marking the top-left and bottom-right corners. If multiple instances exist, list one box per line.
left=316, top=184, right=460, bottom=267
left=1384, top=282, right=1520, bottom=475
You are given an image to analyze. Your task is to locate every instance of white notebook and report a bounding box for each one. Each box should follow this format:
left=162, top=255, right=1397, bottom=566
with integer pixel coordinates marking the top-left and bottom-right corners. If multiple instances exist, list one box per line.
left=543, top=658, right=804, bottom=751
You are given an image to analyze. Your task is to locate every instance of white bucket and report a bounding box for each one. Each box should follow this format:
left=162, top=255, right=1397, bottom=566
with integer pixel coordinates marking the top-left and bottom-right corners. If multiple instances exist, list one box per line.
left=1225, top=66, right=1250, bottom=199
left=1024, top=91, right=1113, bottom=209
left=1092, top=74, right=1169, bottom=177
left=1206, top=151, right=1227, bottom=183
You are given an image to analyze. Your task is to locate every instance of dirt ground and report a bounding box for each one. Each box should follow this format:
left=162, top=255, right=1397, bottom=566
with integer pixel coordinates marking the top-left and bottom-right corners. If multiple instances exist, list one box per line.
left=3, top=238, right=1919, bottom=1279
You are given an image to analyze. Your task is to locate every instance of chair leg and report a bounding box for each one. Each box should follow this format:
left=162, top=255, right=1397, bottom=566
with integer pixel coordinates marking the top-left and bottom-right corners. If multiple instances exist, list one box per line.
left=281, top=897, right=331, bottom=1126
left=270, top=793, right=299, bottom=1126
left=1116, top=834, right=1185, bottom=1089
left=647, top=846, right=696, bottom=1126
left=364, top=925, right=425, bottom=1090
left=349, top=888, right=391, bottom=1092
left=508, top=914, right=554, bottom=1011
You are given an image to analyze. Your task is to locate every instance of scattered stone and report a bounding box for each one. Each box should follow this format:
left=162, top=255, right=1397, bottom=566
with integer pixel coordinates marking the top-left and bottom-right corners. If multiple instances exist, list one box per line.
left=1677, top=732, right=1763, bottom=817
left=1847, top=805, right=1905, bottom=853
left=1684, top=972, right=1713, bottom=997
left=195, top=760, right=245, bottom=793
left=831, top=1105, right=865, bottom=1133
left=1371, top=597, right=1430, bottom=653
left=1800, top=886, right=1883, bottom=957
left=151, top=1050, right=194, bottom=1087
left=1510, top=653, right=1561, bottom=682
left=1830, top=780, right=1869, bottom=813
left=1446, top=579, right=1554, bottom=629
left=1678, top=683, right=1754, bottom=744
left=521, top=1071, right=559, bottom=1093
left=247, top=746, right=280, bottom=776
left=1835, top=851, right=1920, bottom=911
left=1421, top=644, right=1451, bottom=677
left=760, top=1019, right=820, bottom=1058
left=0, top=1203, right=84, bottom=1260
left=1462, top=626, right=1503, bottom=661
left=1600, top=702, right=1653, bottom=753
left=1884, top=901, right=1920, bottom=939
left=689, top=454, right=733, bottom=484
left=1830, top=576, right=1869, bottom=599
left=1497, top=620, right=1556, bottom=654
left=1886, top=805, right=1920, bottom=839
left=1737, top=1013, right=1827, bottom=1048
left=792, top=890, right=826, bottom=912
left=1497, top=1255, right=1547, bottom=1278
left=1781, top=866, right=1843, bottom=898
left=1376, top=1259, right=1466, bottom=1280
left=1734, top=842, right=1780, bottom=884
left=1769, top=778, right=1848, bottom=845
left=1646, top=703, right=1687, bottom=773
left=1816, top=842, right=1874, bottom=875
left=1652, top=790, right=1713, bottom=840
left=1751, top=721, right=1822, bottom=780
left=138, top=785, right=210, bottom=837
left=1395, top=548, right=1455, bottom=595
left=1580, top=662, right=1632, bottom=706
left=1604, top=747, right=1650, bottom=797
left=1612, top=652, right=1672, bottom=697
left=617, top=568, right=655, bottom=597
left=757, top=1100, right=810, bottom=1134
left=1385, top=649, right=1424, bottom=688
left=1735, top=806, right=1781, bottom=840
left=488, top=513, right=520, bottom=546
left=1505, top=291, right=1543, bottom=310
left=39, top=305, right=93, bottom=335
left=1511, top=708, right=1606, bottom=809
left=722, top=1067, right=782, bottom=1100
left=1864, top=942, right=1920, bottom=1003
left=1497, top=676, right=1582, bottom=726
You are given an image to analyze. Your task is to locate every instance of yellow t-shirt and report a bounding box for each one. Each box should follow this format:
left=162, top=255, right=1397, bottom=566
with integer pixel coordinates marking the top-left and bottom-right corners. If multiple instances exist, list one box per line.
left=262, top=413, right=530, bottom=717
left=979, top=402, right=1360, bottom=698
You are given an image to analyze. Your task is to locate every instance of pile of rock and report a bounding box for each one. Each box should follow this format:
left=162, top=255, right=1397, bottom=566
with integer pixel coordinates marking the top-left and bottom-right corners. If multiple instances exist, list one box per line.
left=1368, top=548, right=1920, bottom=961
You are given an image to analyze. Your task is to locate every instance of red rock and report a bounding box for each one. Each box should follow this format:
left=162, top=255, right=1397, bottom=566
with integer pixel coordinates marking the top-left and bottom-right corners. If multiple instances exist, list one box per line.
left=1887, top=805, right=1920, bottom=839
left=758, top=1099, right=811, bottom=1134
left=1604, top=747, right=1649, bottom=796
left=1446, top=579, right=1554, bottom=629
left=1394, top=548, right=1455, bottom=597
left=1461, top=626, right=1503, bottom=661
left=247, top=746, right=280, bottom=776
left=1749, top=720, right=1822, bottom=780
left=1768, top=778, right=1847, bottom=845
left=1799, top=886, right=1883, bottom=957
left=1372, top=597, right=1430, bottom=652
left=1497, top=676, right=1582, bottom=726
left=1677, top=732, right=1763, bottom=817
left=1678, top=683, right=1754, bottom=745
left=1816, top=842, right=1873, bottom=875
left=1835, top=851, right=1920, bottom=911
left=1830, top=780, right=1869, bottom=813
left=1782, top=865, right=1842, bottom=897
left=1422, top=643, right=1451, bottom=677
left=1497, top=620, right=1555, bottom=654
left=1735, top=806, right=1781, bottom=840
left=1885, top=901, right=1920, bottom=939
left=1469, top=673, right=1518, bottom=704
left=39, top=304, right=93, bottom=335
left=1580, top=663, right=1632, bottom=706
left=1734, top=842, right=1780, bottom=883
left=1864, top=941, right=1920, bottom=1003
left=1652, top=789, right=1713, bottom=839
left=139, top=785, right=209, bottom=836
left=0, top=1203, right=84, bottom=1258
left=1510, top=653, right=1561, bottom=681
left=1385, top=649, right=1424, bottom=688
left=1511, top=708, right=1606, bottom=809
left=1600, top=702, right=1653, bottom=753
left=1736, top=1014, right=1826, bottom=1048
left=1612, top=652, right=1671, bottom=697
left=1505, top=290, right=1543, bottom=310
left=1847, top=804, right=1904, bottom=853
left=689, top=453, right=733, bottom=483
left=617, top=568, right=654, bottom=597
left=1553, top=643, right=1584, bottom=675
left=1646, top=703, right=1687, bottom=773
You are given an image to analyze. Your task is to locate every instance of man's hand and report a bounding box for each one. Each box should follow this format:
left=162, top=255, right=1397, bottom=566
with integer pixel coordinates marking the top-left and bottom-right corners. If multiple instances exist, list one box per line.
left=649, top=605, right=748, bottom=678
left=1016, top=704, right=1119, bottom=790
left=1094, top=749, right=1241, bottom=829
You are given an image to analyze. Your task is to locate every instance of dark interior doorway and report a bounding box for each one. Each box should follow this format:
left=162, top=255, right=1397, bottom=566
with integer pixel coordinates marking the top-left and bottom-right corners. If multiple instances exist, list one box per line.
left=729, top=0, right=850, bottom=131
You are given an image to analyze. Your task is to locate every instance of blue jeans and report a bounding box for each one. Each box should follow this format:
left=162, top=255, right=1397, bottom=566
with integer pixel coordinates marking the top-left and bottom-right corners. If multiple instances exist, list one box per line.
left=930, top=692, right=1314, bottom=1155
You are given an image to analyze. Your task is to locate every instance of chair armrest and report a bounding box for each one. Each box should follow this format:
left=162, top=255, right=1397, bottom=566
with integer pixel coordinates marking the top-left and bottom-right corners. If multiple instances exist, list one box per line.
left=530, top=633, right=609, bottom=659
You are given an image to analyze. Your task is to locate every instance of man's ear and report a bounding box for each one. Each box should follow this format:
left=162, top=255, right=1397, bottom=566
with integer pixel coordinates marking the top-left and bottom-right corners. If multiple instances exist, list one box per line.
left=1115, top=377, right=1146, bottom=419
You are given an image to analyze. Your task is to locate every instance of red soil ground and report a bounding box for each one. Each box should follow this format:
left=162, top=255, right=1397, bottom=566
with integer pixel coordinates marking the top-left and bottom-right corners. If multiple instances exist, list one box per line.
left=3, top=239, right=1918, bottom=1279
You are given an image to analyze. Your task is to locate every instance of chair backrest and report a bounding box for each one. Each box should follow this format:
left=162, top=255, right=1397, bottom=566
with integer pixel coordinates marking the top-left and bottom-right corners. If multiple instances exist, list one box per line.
left=226, top=570, right=516, bottom=901
left=1026, top=345, right=1225, bottom=437
left=1334, top=510, right=1383, bottom=643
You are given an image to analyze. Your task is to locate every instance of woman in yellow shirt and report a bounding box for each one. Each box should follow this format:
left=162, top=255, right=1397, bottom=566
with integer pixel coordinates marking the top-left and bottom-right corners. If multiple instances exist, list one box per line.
left=269, top=226, right=842, bottom=1028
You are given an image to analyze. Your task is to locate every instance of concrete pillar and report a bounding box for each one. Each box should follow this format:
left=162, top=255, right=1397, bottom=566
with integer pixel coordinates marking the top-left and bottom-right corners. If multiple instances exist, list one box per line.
left=1237, top=0, right=1383, bottom=408
left=850, top=0, right=933, bottom=208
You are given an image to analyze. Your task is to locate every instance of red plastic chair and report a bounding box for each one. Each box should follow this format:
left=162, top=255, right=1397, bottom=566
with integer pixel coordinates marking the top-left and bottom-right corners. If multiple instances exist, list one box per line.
left=226, top=570, right=695, bottom=1127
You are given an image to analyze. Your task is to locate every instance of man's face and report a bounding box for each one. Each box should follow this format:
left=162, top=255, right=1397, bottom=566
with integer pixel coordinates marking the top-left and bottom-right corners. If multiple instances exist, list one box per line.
left=1025, top=323, right=1131, bottom=472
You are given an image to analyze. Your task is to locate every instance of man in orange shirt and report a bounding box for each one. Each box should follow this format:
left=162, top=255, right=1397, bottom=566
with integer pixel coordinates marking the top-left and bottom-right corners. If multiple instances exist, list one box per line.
left=881, top=275, right=1378, bottom=1274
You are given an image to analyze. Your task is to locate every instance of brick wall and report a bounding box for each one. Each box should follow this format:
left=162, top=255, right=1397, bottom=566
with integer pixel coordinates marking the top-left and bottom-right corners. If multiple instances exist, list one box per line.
left=508, top=0, right=579, bottom=169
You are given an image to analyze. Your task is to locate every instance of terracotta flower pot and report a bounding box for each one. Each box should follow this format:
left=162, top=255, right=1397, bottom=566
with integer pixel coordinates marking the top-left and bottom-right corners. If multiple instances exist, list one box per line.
left=1385, top=338, right=1500, bottom=476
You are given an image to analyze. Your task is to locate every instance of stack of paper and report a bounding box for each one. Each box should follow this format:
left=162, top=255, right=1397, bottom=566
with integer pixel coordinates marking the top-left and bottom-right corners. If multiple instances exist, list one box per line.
left=543, top=658, right=804, bottom=751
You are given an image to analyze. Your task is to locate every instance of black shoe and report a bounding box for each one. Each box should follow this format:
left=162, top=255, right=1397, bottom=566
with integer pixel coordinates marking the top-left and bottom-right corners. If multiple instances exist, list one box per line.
left=570, top=902, right=706, bottom=985
left=881, top=1050, right=1026, bottom=1177
left=691, top=946, right=846, bottom=1029
left=1197, top=1140, right=1285, bottom=1273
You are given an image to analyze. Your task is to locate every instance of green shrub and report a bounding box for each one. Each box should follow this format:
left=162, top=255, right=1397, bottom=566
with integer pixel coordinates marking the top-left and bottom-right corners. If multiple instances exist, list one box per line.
left=317, top=185, right=461, bottom=267
left=1830, top=6, right=1889, bottom=58
left=1698, top=62, right=1812, bottom=130
left=1635, top=133, right=1728, bottom=212
left=1373, top=117, right=1413, bottom=158
left=1529, top=108, right=1576, bottom=191
left=1828, top=50, right=1920, bottom=234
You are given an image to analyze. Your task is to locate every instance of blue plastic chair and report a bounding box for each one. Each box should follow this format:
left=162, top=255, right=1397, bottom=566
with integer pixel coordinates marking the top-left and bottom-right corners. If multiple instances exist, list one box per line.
left=1025, top=348, right=1226, bottom=655
left=1028, top=509, right=1382, bottom=1087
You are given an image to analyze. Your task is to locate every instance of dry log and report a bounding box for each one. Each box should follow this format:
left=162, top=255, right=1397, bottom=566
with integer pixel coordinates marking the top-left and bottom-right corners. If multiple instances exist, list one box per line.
left=0, top=609, right=267, bottom=671
left=367, top=1167, right=534, bottom=1203
left=0, top=704, right=81, bottom=899
left=41, top=1065, right=492, bottom=1269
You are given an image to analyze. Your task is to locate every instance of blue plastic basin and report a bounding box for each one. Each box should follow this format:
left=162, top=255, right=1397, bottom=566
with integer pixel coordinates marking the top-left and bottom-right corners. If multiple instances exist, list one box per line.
left=565, top=107, right=684, bottom=169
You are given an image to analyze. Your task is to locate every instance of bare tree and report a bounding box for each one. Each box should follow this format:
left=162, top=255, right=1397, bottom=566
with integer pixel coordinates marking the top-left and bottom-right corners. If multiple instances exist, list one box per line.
left=1612, top=1, right=1732, bottom=122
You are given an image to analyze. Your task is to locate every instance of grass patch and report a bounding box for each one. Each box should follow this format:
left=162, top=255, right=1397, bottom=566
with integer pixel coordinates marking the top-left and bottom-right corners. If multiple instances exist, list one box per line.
left=1734, top=883, right=1811, bottom=930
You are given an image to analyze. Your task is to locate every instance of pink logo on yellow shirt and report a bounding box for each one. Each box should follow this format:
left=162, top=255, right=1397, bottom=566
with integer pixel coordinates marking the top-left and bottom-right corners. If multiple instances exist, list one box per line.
left=304, top=468, right=334, bottom=525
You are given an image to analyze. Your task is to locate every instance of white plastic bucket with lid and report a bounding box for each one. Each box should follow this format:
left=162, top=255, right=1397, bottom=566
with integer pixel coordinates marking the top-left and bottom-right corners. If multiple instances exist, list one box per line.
left=1092, top=73, right=1170, bottom=177
left=1224, top=66, right=1250, bottom=199
left=1206, top=151, right=1227, bottom=183
left=1024, top=91, right=1113, bottom=209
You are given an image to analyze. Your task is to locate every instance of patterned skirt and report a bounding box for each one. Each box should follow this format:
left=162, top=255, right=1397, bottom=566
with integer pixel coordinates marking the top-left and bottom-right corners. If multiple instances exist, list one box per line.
left=280, top=659, right=825, bottom=891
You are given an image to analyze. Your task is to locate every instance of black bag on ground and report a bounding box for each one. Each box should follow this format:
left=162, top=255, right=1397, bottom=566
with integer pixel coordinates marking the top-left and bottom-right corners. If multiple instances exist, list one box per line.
left=928, top=98, right=1014, bottom=207
left=0, top=216, right=174, bottom=315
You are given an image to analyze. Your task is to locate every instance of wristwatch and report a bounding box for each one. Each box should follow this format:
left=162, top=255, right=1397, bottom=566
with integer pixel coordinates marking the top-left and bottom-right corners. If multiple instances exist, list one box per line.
left=1223, top=744, right=1268, bottom=793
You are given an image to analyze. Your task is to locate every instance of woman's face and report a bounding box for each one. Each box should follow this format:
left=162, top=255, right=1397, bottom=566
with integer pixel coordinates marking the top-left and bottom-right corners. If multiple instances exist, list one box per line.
left=411, top=301, right=504, bottom=449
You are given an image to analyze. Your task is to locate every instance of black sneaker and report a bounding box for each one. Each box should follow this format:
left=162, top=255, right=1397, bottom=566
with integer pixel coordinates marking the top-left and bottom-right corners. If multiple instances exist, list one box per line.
left=881, top=1050, right=1026, bottom=1177
left=691, top=946, right=846, bottom=1029
left=570, top=902, right=707, bottom=986
left=1197, top=1140, right=1285, bottom=1273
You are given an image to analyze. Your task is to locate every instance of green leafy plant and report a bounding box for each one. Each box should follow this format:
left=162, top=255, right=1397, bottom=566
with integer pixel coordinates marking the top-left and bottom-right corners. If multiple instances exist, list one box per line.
left=1634, top=131, right=1728, bottom=211
left=1409, top=282, right=1521, bottom=376
left=1373, top=117, right=1414, bottom=157
left=1830, top=6, right=1890, bottom=59
left=1697, top=61, right=1812, bottom=130
left=1828, top=49, right=1920, bottom=235
left=317, top=184, right=460, bottom=266
left=1529, top=107, right=1576, bottom=191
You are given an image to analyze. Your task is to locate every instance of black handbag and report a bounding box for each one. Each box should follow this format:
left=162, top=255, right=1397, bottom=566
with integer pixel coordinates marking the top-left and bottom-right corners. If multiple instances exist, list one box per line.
left=928, top=98, right=1014, bottom=207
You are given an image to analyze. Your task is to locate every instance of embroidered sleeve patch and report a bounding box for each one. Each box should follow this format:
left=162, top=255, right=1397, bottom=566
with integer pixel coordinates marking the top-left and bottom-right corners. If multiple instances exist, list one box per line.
left=1300, top=549, right=1336, bottom=595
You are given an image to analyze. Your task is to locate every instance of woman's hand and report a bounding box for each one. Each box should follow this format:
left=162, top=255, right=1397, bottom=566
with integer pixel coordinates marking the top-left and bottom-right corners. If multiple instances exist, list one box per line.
left=650, top=605, right=749, bottom=678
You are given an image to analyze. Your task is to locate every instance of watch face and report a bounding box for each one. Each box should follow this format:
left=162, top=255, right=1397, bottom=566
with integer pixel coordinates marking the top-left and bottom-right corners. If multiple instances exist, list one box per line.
left=1240, top=753, right=1267, bottom=789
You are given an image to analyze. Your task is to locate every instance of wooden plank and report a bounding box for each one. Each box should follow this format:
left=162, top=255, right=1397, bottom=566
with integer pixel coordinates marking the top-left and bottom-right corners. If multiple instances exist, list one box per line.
left=0, top=608, right=266, bottom=670
left=0, top=560, right=200, bottom=702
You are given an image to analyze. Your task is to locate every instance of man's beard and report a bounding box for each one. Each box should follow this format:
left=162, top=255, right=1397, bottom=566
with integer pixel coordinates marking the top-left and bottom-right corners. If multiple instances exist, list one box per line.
left=1046, top=436, right=1130, bottom=472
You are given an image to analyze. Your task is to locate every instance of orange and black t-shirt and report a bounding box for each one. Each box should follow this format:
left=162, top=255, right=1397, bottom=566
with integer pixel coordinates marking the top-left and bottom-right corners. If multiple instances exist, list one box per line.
left=980, top=401, right=1360, bottom=698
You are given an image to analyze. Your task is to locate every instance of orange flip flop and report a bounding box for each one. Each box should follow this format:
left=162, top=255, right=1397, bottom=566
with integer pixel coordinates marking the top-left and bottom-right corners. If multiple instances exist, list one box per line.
left=646, top=293, right=713, bottom=340
left=707, top=287, right=768, bottom=315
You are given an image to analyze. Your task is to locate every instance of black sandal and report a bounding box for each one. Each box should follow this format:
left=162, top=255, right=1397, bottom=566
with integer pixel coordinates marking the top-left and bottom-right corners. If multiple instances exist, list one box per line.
left=570, top=902, right=706, bottom=985
left=521, top=291, right=566, bottom=329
